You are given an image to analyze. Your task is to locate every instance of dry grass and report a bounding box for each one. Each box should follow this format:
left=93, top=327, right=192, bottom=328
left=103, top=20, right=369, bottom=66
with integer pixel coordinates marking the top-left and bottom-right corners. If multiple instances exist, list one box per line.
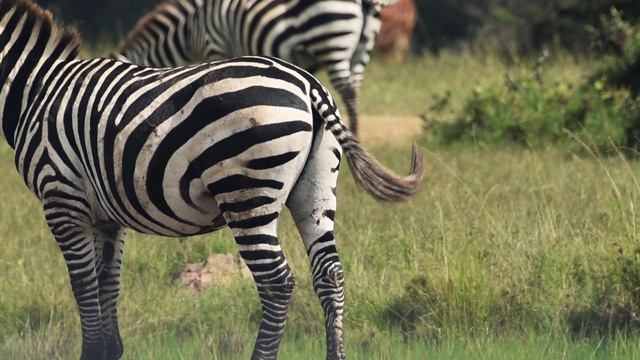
left=358, top=115, right=424, bottom=145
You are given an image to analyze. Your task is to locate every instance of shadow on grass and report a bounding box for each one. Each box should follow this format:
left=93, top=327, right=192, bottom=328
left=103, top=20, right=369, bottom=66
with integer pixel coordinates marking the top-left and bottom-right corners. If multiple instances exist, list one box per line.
left=568, top=244, right=640, bottom=338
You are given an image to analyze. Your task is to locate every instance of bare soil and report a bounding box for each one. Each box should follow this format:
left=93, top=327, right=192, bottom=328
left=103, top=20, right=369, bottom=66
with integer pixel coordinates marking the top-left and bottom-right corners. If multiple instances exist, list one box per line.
left=357, top=115, right=424, bottom=145
left=178, top=253, right=251, bottom=292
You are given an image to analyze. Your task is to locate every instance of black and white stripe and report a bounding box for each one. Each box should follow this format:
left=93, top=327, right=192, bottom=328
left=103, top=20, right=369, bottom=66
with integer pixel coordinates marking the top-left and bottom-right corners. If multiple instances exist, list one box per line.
left=113, top=0, right=398, bottom=136
left=0, top=1, right=422, bottom=359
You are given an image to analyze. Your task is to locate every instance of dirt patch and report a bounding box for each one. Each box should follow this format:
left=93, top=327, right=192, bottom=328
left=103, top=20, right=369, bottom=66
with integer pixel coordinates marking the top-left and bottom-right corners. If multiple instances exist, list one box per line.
left=178, top=253, right=251, bottom=293
left=358, top=115, right=424, bottom=146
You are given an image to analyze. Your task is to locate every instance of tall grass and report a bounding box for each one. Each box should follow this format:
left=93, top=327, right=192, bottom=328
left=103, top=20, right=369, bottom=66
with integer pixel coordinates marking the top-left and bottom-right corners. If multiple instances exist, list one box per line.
left=1, top=141, right=639, bottom=358
left=354, top=44, right=594, bottom=118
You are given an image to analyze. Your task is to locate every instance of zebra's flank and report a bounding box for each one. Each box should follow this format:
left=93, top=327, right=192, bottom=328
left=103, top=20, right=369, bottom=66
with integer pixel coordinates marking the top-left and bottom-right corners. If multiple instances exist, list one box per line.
left=365, top=0, right=399, bottom=6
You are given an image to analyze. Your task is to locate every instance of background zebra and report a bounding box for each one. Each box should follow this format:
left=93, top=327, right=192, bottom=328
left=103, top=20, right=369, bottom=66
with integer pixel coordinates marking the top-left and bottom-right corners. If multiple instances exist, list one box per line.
left=112, top=0, right=398, bottom=136
left=0, top=0, right=422, bottom=359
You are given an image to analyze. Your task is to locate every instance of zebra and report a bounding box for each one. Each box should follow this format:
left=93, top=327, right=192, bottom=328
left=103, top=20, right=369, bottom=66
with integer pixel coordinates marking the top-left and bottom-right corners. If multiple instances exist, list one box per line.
left=0, top=0, right=422, bottom=359
left=112, top=0, right=399, bottom=136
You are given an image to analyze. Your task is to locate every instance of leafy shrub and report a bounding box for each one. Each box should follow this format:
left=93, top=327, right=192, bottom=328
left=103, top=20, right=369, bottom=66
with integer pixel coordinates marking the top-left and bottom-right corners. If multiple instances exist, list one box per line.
left=425, top=8, right=640, bottom=155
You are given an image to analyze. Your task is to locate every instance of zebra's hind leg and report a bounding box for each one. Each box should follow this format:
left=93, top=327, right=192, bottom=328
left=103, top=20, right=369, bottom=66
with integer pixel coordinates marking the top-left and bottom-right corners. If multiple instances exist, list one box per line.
left=214, top=190, right=294, bottom=360
left=286, top=130, right=346, bottom=360
left=93, top=222, right=126, bottom=359
left=46, top=217, right=107, bottom=359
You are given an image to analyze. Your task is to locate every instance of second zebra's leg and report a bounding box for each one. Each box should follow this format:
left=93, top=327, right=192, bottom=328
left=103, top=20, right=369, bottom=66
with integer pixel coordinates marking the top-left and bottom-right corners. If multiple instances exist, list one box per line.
left=93, top=223, right=126, bottom=360
left=286, top=130, right=346, bottom=360
left=327, top=60, right=360, bottom=137
left=214, top=191, right=294, bottom=360
left=343, top=2, right=384, bottom=137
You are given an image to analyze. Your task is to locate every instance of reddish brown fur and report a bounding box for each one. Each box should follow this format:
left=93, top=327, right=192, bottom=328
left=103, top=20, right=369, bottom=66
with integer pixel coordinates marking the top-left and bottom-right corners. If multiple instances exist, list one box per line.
left=374, top=0, right=417, bottom=57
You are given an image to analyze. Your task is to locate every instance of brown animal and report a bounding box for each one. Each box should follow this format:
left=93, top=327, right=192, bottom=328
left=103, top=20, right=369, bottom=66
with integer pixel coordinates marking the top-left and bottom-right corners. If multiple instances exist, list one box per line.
left=374, top=0, right=417, bottom=58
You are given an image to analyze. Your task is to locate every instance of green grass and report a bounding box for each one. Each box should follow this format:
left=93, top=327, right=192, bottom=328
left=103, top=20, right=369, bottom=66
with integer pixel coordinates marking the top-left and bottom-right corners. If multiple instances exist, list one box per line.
left=1, top=142, right=639, bottom=359
left=52, top=332, right=640, bottom=360
left=3, top=46, right=640, bottom=359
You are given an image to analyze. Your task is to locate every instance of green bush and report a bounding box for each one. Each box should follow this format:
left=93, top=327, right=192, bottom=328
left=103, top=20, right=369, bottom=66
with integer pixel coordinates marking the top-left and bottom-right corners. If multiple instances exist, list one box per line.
left=425, top=9, right=640, bottom=155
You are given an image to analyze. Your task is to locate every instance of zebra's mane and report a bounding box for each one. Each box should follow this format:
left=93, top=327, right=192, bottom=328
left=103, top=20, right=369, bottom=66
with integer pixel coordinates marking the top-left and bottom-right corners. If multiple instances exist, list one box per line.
left=0, top=0, right=81, bottom=59
left=118, top=0, right=191, bottom=53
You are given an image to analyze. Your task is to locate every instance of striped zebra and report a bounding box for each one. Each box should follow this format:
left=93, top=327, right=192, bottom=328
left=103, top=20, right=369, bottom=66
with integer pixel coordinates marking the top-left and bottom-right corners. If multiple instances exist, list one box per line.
left=112, top=0, right=398, bottom=136
left=0, top=0, right=422, bottom=359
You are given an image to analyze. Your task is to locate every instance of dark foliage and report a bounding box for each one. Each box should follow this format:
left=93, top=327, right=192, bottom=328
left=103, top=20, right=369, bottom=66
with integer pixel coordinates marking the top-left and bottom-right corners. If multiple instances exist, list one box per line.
left=34, top=0, right=159, bottom=41
left=414, top=0, right=640, bottom=54
left=33, top=0, right=640, bottom=53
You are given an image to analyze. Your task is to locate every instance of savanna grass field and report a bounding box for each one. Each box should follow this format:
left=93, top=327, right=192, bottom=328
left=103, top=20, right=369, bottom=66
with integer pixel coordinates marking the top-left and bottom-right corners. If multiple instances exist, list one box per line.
left=3, top=27, right=640, bottom=360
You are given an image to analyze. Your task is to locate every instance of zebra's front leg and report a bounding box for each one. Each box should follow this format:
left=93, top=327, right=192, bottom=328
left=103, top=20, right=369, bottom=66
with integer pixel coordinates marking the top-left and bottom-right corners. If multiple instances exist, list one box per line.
left=328, top=61, right=360, bottom=136
left=94, top=223, right=126, bottom=360
left=217, top=195, right=294, bottom=360
left=337, top=81, right=360, bottom=138
left=340, top=2, right=382, bottom=137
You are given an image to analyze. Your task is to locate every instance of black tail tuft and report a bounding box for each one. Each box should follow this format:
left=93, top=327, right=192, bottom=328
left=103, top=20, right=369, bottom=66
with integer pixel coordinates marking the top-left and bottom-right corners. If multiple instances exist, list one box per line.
left=342, top=136, right=423, bottom=202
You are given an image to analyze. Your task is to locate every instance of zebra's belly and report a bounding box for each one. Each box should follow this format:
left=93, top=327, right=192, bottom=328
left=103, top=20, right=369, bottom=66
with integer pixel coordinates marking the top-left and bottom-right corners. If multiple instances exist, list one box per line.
left=99, top=179, right=227, bottom=237
left=134, top=196, right=225, bottom=237
left=122, top=203, right=226, bottom=237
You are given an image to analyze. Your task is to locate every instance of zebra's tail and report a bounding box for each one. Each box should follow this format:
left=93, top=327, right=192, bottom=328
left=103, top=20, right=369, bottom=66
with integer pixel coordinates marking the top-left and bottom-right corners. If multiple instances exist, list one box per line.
left=308, top=77, right=424, bottom=202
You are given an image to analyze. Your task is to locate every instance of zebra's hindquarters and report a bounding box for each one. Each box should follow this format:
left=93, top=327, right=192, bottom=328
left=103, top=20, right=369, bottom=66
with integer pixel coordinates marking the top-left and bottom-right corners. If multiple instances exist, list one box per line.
left=286, top=125, right=346, bottom=359
left=200, top=106, right=315, bottom=359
